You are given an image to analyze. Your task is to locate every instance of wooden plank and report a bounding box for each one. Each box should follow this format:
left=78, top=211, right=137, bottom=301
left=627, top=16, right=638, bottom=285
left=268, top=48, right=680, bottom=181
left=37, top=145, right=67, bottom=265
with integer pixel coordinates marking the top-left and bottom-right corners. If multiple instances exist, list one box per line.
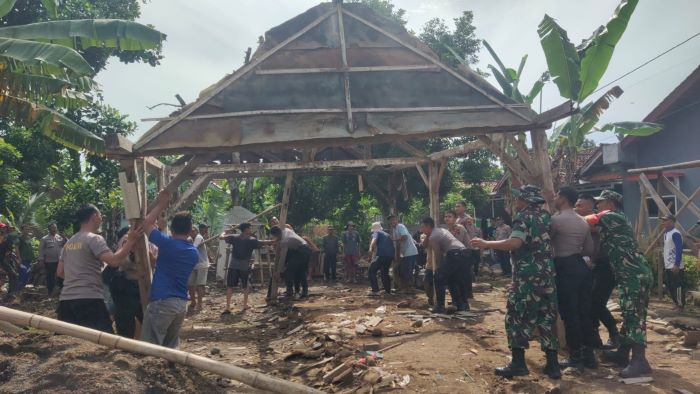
left=357, top=174, right=364, bottom=192
left=628, top=159, right=700, bottom=174
left=505, top=134, right=536, bottom=171
left=142, top=105, right=531, bottom=123
left=533, top=100, right=575, bottom=125
left=478, top=135, right=535, bottom=184
left=336, top=2, right=353, bottom=132
left=171, top=175, right=213, bottom=213
left=341, top=8, right=533, bottom=123
left=639, top=173, right=674, bottom=218
left=660, top=176, right=700, bottom=219
left=255, top=65, right=441, bottom=74
left=428, top=140, right=482, bottom=161
left=643, top=185, right=700, bottom=255
left=270, top=172, right=294, bottom=301
left=105, top=134, right=164, bottom=170
left=179, top=157, right=422, bottom=175
left=134, top=7, right=337, bottom=150
left=118, top=172, right=141, bottom=220
left=415, top=164, right=429, bottom=187
left=530, top=128, right=554, bottom=206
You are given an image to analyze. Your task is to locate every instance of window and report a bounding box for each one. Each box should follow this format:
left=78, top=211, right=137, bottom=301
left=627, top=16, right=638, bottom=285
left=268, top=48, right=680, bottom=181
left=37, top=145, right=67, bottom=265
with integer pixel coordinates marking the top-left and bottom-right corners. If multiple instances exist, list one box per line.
left=646, top=195, right=677, bottom=218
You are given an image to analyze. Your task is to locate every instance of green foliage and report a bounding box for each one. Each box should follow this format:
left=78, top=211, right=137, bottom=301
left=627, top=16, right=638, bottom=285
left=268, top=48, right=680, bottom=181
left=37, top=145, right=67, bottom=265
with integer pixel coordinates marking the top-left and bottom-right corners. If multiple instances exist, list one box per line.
left=682, top=254, right=699, bottom=291
left=419, top=11, right=480, bottom=66
left=599, top=121, right=663, bottom=138
left=190, top=184, right=231, bottom=236
left=537, top=14, right=581, bottom=100
left=349, top=0, right=406, bottom=27
left=481, top=40, right=549, bottom=106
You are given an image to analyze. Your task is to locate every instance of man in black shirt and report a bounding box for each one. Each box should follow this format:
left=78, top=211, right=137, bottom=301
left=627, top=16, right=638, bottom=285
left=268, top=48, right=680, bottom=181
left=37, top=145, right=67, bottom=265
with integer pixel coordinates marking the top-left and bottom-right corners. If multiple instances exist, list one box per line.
left=321, top=227, right=339, bottom=282
left=220, top=223, right=267, bottom=314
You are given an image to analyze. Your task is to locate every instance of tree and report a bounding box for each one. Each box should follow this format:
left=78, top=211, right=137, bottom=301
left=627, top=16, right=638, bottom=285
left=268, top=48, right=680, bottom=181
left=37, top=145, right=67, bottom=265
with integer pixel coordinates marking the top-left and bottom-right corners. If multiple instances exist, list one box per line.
left=419, top=11, right=480, bottom=67
left=0, top=0, right=165, bottom=154
left=538, top=0, right=661, bottom=185
left=349, top=0, right=407, bottom=27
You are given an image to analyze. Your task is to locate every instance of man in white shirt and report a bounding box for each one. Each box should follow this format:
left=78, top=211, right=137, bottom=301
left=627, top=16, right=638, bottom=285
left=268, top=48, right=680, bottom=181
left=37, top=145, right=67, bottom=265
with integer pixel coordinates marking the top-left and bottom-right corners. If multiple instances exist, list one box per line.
left=661, top=214, right=685, bottom=311
left=187, top=224, right=210, bottom=311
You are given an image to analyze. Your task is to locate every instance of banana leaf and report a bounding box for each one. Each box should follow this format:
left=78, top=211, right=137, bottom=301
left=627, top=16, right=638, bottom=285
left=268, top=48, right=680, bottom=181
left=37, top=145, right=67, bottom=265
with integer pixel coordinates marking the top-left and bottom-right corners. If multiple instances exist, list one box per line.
left=0, top=0, right=17, bottom=18
left=41, top=0, right=59, bottom=18
left=482, top=40, right=512, bottom=82
left=487, top=65, right=513, bottom=97
left=0, top=19, right=165, bottom=51
left=538, top=14, right=581, bottom=100
left=524, top=71, right=549, bottom=105
left=577, top=0, right=638, bottom=101
left=0, top=37, right=93, bottom=76
left=0, top=94, right=104, bottom=153
left=578, top=85, right=623, bottom=134
left=599, top=121, right=662, bottom=137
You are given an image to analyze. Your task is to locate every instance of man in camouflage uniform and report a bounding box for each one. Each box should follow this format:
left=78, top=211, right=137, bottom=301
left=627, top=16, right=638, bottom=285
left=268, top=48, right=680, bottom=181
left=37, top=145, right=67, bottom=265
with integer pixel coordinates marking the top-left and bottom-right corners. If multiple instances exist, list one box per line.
left=585, top=190, right=652, bottom=378
left=471, top=185, right=561, bottom=379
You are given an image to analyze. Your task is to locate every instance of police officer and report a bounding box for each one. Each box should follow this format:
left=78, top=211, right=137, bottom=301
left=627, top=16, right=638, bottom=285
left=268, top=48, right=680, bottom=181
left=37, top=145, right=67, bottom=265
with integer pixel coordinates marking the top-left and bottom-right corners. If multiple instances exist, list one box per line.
left=471, top=185, right=560, bottom=379
left=585, top=190, right=652, bottom=378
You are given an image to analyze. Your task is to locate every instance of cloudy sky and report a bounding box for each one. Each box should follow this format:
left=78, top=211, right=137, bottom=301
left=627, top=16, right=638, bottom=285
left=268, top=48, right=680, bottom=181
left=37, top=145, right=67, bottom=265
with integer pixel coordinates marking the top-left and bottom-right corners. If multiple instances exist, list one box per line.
left=96, top=0, right=700, bottom=144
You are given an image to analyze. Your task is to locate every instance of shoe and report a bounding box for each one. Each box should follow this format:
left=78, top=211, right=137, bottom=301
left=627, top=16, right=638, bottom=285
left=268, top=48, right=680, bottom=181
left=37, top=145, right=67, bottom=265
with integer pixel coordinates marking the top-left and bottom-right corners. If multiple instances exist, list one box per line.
left=620, top=344, right=652, bottom=378
left=220, top=309, right=232, bottom=316
left=591, top=332, right=604, bottom=349
left=293, top=293, right=302, bottom=300
left=368, top=291, right=381, bottom=297
left=543, top=350, right=561, bottom=379
left=602, top=343, right=631, bottom=367
left=495, top=348, right=529, bottom=378
left=559, top=349, right=583, bottom=372
left=582, top=347, right=598, bottom=369
left=603, top=333, right=622, bottom=350
left=431, top=306, right=446, bottom=314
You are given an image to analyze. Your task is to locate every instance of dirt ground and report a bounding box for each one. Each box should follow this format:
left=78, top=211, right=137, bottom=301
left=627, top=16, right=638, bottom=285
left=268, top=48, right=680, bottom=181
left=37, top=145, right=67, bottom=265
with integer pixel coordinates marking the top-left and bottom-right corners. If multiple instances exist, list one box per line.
left=1, top=268, right=700, bottom=394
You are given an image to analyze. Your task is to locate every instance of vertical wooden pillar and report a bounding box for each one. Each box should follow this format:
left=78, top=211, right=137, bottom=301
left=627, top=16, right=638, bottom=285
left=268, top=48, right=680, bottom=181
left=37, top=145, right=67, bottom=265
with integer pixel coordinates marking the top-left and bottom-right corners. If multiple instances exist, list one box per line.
left=428, top=161, right=441, bottom=223
left=118, top=161, right=152, bottom=314
left=656, top=171, right=664, bottom=299
left=270, top=171, right=294, bottom=301
left=530, top=128, right=555, bottom=207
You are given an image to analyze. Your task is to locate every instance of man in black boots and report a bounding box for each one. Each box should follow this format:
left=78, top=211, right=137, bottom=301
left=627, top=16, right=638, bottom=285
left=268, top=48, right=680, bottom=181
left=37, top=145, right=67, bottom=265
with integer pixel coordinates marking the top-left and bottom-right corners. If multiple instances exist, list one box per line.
left=551, top=187, right=597, bottom=372
left=470, top=185, right=561, bottom=379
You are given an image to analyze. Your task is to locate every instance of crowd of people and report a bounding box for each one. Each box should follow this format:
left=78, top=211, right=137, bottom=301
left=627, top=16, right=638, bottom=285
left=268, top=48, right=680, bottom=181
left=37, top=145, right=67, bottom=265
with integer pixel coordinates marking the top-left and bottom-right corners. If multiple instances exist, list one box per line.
left=0, top=183, right=694, bottom=382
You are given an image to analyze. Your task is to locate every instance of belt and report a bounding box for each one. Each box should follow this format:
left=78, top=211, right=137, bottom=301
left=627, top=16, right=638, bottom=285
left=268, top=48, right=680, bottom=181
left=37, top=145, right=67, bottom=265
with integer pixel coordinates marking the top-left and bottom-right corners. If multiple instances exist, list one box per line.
left=446, top=249, right=465, bottom=256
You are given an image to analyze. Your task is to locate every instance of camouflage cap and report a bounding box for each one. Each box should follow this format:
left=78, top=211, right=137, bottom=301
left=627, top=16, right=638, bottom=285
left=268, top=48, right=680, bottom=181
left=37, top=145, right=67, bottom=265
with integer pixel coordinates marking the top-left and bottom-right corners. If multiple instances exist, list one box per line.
left=511, top=184, right=546, bottom=204
left=594, top=190, right=623, bottom=205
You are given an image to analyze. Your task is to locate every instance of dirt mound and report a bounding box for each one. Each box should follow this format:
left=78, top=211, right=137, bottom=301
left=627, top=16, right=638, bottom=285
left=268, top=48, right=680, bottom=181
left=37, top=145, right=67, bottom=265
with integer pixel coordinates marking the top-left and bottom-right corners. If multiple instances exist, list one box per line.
left=0, top=332, right=225, bottom=394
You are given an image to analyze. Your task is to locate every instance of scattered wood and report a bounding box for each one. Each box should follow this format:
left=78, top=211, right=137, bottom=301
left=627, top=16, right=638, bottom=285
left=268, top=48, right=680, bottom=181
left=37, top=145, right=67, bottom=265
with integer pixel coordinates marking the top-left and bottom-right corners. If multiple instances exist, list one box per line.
left=366, top=316, right=383, bottom=327
left=323, top=362, right=352, bottom=383
left=293, top=357, right=334, bottom=376
left=672, top=389, right=693, bottom=394
left=648, top=318, right=669, bottom=326
left=393, top=310, right=417, bottom=315
left=0, top=321, right=24, bottom=335
left=619, top=376, right=654, bottom=384
left=286, top=324, right=304, bottom=336
left=682, top=331, right=700, bottom=347
left=379, top=342, right=404, bottom=353
left=468, top=348, right=479, bottom=355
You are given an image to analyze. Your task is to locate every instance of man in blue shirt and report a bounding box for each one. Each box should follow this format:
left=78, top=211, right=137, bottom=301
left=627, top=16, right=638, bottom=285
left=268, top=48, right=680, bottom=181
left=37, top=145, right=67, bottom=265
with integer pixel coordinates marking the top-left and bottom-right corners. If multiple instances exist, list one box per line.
left=140, top=190, right=199, bottom=348
left=367, top=222, right=395, bottom=296
left=389, top=215, right=418, bottom=293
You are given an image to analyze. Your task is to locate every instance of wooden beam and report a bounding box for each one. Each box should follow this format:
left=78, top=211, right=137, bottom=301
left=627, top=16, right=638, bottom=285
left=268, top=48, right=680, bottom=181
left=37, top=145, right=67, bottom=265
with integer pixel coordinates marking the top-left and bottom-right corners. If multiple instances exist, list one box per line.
left=428, top=161, right=441, bottom=222
left=639, top=173, right=674, bottom=218
left=533, top=100, right=575, bottom=125
left=336, top=2, right=353, bottom=132
left=341, top=8, right=533, bottom=123
left=415, top=164, right=429, bottom=187
left=142, top=105, right=529, bottom=123
left=530, top=128, right=555, bottom=206
left=428, top=140, right=483, bottom=161
left=178, top=157, right=421, bottom=176
left=437, top=159, right=447, bottom=184
left=505, top=134, right=536, bottom=171
left=105, top=134, right=164, bottom=171
left=134, top=7, right=336, bottom=150
left=271, top=171, right=294, bottom=301
left=395, top=141, right=427, bottom=158
left=255, top=65, right=441, bottom=75
left=643, top=185, right=700, bottom=255
left=659, top=176, right=700, bottom=219
left=170, top=175, right=213, bottom=213
left=628, top=159, right=700, bottom=174
left=478, top=135, right=536, bottom=183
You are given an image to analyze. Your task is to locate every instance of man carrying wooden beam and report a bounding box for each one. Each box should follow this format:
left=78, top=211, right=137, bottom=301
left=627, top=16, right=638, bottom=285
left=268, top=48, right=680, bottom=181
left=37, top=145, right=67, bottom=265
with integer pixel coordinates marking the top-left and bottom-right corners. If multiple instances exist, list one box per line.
left=140, top=190, right=199, bottom=349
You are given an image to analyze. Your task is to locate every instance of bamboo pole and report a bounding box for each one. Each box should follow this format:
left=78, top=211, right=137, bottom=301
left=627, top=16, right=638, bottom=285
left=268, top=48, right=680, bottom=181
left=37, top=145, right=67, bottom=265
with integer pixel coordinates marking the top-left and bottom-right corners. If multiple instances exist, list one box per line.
left=0, top=307, right=323, bottom=394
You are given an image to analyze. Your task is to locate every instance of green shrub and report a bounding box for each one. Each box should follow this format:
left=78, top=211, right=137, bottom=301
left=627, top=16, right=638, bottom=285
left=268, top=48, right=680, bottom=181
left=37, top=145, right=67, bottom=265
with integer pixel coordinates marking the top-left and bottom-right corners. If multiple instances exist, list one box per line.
left=682, top=254, right=699, bottom=291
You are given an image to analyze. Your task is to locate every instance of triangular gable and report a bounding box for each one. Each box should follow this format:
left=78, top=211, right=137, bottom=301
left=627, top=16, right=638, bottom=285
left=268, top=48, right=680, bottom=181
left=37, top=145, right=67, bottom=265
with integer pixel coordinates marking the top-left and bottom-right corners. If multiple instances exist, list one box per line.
left=135, top=2, right=538, bottom=155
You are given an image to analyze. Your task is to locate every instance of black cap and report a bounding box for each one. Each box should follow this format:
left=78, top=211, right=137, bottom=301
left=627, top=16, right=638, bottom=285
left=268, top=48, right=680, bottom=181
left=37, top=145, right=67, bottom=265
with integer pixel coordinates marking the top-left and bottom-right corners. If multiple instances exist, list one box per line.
left=198, top=223, right=209, bottom=230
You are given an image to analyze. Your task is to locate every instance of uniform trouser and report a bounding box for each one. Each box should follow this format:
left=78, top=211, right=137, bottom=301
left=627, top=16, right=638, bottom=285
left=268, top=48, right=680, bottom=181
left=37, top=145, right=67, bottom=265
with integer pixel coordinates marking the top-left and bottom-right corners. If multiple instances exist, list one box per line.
left=368, top=256, right=393, bottom=293
left=506, top=278, right=559, bottom=351
left=424, top=269, right=434, bottom=304
left=323, top=253, right=337, bottom=280
left=435, top=251, right=466, bottom=309
left=555, top=255, right=594, bottom=351
left=469, top=249, right=481, bottom=277
left=0, top=258, right=19, bottom=295
left=664, top=269, right=685, bottom=307
left=58, top=298, right=113, bottom=333
left=617, top=271, right=652, bottom=346
left=285, top=247, right=310, bottom=296
left=496, top=250, right=512, bottom=275
left=591, top=258, right=617, bottom=336
left=463, top=250, right=478, bottom=299
left=110, top=274, right=143, bottom=339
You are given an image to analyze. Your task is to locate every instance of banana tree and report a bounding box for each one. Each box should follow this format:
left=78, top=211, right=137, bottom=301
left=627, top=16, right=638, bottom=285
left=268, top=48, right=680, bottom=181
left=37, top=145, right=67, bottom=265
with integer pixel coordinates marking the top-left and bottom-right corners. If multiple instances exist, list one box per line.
left=538, top=0, right=661, bottom=186
left=0, top=0, right=165, bottom=154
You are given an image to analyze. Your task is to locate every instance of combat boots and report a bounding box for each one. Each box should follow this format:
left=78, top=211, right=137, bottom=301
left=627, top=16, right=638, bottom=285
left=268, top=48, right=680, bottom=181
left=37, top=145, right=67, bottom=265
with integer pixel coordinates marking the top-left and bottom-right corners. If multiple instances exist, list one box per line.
left=543, top=350, right=561, bottom=379
left=495, top=348, right=529, bottom=378
left=620, top=345, right=652, bottom=378
left=602, top=343, right=631, bottom=367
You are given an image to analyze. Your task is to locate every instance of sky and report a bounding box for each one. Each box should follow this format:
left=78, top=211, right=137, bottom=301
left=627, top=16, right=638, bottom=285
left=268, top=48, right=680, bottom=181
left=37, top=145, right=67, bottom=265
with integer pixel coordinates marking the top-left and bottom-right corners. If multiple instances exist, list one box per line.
left=95, top=0, right=700, bottom=145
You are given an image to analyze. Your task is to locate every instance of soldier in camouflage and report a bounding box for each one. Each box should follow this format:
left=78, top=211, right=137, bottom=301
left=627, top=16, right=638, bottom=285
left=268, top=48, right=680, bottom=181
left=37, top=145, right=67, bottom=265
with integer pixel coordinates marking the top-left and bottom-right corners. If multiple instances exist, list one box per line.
left=584, top=190, right=653, bottom=378
left=471, top=185, right=561, bottom=379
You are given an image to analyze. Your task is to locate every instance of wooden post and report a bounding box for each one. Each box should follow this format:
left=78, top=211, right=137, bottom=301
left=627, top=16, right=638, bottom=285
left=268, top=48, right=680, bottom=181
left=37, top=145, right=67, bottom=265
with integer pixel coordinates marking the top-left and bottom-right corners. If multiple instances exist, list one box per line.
left=270, top=171, right=294, bottom=301
left=655, top=172, right=664, bottom=299
left=117, top=162, right=152, bottom=313
left=530, top=128, right=555, bottom=207
left=428, top=161, right=441, bottom=223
